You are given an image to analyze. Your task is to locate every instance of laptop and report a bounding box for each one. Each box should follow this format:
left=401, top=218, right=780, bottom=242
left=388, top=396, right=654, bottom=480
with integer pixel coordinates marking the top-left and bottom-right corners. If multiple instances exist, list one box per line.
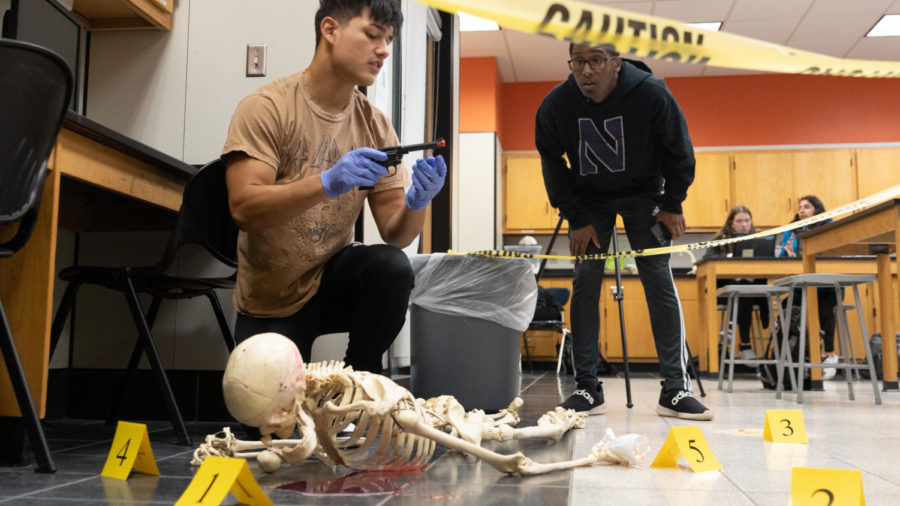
left=734, top=235, right=776, bottom=258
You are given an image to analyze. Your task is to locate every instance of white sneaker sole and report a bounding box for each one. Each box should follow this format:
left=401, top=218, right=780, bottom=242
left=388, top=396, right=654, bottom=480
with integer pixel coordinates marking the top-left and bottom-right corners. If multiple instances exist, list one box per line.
left=656, top=405, right=714, bottom=421
left=585, top=403, right=607, bottom=416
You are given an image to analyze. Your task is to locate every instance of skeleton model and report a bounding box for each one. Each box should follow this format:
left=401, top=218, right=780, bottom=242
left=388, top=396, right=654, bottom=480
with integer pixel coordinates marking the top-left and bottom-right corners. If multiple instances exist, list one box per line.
left=192, top=333, right=650, bottom=476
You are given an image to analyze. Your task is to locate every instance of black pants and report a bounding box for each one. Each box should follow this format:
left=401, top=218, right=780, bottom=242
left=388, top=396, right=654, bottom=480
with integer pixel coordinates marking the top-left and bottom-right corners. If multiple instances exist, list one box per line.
left=785, top=287, right=838, bottom=353
left=570, top=195, right=690, bottom=393
left=716, top=278, right=769, bottom=346
left=234, top=243, right=414, bottom=374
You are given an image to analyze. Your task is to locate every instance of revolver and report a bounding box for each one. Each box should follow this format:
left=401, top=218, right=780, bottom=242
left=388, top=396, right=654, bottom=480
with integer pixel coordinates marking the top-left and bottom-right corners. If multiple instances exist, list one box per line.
left=361, top=138, right=446, bottom=190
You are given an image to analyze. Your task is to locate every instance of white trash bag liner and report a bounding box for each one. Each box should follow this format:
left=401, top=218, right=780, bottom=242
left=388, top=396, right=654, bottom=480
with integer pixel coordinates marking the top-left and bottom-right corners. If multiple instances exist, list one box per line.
left=409, top=253, right=537, bottom=332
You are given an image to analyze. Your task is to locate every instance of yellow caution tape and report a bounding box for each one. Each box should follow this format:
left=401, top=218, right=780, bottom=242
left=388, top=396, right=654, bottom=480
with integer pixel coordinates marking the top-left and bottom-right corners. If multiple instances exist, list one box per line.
left=418, top=0, right=900, bottom=77
left=449, top=183, right=900, bottom=262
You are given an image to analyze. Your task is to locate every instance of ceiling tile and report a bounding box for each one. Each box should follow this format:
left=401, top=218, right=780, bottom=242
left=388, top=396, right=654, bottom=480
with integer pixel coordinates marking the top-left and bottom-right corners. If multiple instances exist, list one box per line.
left=503, top=29, right=570, bottom=82
left=806, top=0, right=894, bottom=17
left=459, top=30, right=506, bottom=57
left=722, top=18, right=802, bottom=44
left=786, top=37, right=859, bottom=57
left=729, top=0, right=813, bottom=21
left=638, top=57, right=707, bottom=77
left=845, top=35, right=900, bottom=61
left=585, top=1, right=655, bottom=15
left=653, top=0, right=734, bottom=23
left=791, top=15, right=883, bottom=39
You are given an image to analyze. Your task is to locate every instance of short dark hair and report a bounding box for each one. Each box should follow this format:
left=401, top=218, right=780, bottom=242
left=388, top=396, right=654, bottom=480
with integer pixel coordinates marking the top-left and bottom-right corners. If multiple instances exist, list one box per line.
left=569, top=42, right=619, bottom=57
left=315, top=0, right=403, bottom=47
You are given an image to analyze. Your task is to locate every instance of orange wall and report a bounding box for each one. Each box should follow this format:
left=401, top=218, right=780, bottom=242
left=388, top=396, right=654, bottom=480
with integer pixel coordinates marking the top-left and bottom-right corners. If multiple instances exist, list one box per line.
left=459, top=57, right=501, bottom=133
left=480, top=70, right=900, bottom=151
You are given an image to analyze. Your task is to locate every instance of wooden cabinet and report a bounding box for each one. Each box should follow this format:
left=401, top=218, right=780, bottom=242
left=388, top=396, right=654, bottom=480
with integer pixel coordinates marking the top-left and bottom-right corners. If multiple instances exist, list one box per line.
left=603, top=279, right=656, bottom=359
left=792, top=148, right=856, bottom=214
left=732, top=149, right=856, bottom=228
left=856, top=147, right=900, bottom=199
left=523, top=276, right=700, bottom=364
left=682, top=151, right=732, bottom=229
left=74, top=0, right=173, bottom=31
left=504, top=146, right=888, bottom=236
left=602, top=278, right=700, bottom=362
left=504, top=156, right=562, bottom=233
left=732, top=151, right=795, bottom=227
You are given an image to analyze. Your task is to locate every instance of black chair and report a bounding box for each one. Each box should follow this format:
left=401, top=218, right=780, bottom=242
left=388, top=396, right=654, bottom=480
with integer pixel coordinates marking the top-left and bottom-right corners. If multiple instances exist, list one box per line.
left=49, top=159, right=238, bottom=445
left=522, top=286, right=574, bottom=374
left=0, top=40, right=73, bottom=473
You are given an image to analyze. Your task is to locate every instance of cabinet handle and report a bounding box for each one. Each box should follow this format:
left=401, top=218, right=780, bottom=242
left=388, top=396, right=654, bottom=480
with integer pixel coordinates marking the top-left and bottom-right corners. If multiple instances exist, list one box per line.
left=724, top=199, right=729, bottom=213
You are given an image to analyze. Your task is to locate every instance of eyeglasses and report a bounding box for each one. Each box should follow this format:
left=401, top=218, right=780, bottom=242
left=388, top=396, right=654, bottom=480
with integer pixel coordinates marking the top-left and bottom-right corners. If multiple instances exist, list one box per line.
left=567, top=56, right=614, bottom=71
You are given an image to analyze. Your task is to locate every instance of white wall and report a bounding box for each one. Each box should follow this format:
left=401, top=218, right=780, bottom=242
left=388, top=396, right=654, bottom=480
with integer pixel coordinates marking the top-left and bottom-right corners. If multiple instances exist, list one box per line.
left=457, top=132, right=498, bottom=251
left=87, top=0, right=317, bottom=162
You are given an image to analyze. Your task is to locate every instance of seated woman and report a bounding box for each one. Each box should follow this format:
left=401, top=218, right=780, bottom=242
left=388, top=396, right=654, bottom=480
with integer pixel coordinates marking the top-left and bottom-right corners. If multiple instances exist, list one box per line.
left=703, top=205, right=769, bottom=360
left=779, top=195, right=839, bottom=379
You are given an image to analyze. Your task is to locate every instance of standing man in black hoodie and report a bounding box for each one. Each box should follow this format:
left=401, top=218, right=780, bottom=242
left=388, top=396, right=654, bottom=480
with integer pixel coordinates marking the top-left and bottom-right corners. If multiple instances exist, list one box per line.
left=535, top=43, right=712, bottom=420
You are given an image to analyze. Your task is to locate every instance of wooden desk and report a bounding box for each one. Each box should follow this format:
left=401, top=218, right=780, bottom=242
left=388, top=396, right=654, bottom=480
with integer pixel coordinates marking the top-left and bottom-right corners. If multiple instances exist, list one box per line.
left=696, top=257, right=888, bottom=374
left=800, top=199, right=900, bottom=390
left=0, top=112, right=194, bottom=417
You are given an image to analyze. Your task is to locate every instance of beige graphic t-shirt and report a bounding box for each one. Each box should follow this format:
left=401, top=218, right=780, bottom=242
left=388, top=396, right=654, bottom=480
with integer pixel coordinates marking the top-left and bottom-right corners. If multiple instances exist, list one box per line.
left=222, top=71, right=410, bottom=317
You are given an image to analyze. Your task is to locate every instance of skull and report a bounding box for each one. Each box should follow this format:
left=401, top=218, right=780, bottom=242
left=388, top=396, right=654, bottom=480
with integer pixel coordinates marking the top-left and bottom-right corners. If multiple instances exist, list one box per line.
left=222, top=333, right=307, bottom=440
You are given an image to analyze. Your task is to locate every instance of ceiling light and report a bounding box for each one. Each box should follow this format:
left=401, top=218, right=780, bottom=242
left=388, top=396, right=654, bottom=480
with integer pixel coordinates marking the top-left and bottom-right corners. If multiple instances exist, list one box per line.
left=458, top=12, right=500, bottom=32
left=866, top=14, right=900, bottom=37
left=685, top=22, right=722, bottom=32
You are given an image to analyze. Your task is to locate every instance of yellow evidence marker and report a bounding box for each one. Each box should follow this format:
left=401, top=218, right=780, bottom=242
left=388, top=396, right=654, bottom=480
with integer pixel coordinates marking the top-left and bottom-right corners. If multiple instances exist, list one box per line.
left=791, top=467, right=865, bottom=506
left=763, top=409, right=808, bottom=443
left=651, top=425, right=722, bottom=472
left=175, top=456, right=273, bottom=506
left=100, top=421, right=160, bottom=480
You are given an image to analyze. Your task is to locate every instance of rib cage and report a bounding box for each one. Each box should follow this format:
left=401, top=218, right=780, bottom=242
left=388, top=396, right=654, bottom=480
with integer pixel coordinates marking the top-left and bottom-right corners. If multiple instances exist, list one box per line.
left=303, top=361, right=436, bottom=470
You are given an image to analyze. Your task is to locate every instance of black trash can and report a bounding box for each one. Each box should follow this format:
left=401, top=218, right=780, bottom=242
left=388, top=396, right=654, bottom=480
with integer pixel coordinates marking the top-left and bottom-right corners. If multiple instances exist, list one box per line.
left=409, top=254, right=537, bottom=411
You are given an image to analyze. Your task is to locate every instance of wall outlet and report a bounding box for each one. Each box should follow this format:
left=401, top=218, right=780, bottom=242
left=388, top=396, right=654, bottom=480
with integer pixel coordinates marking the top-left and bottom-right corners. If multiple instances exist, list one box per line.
left=246, top=44, right=267, bottom=77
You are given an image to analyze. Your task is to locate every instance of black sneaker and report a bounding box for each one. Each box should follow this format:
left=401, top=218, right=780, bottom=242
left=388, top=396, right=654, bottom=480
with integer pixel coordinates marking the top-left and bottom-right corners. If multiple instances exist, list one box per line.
left=558, top=383, right=606, bottom=415
left=656, top=389, right=713, bottom=420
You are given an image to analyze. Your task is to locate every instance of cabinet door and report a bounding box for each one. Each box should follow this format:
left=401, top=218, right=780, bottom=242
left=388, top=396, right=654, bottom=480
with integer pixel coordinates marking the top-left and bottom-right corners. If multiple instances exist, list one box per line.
left=792, top=149, right=856, bottom=212
left=682, top=152, right=732, bottom=228
left=504, top=157, right=554, bottom=232
left=602, top=279, right=658, bottom=360
left=856, top=147, right=900, bottom=199
left=732, top=152, right=795, bottom=227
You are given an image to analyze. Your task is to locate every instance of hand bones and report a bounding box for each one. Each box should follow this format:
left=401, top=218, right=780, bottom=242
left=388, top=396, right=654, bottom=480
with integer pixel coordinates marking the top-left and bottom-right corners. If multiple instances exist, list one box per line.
left=193, top=333, right=650, bottom=475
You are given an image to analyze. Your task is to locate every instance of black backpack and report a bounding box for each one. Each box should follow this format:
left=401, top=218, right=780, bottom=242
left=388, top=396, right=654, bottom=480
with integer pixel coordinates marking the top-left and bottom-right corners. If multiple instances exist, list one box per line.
left=533, top=286, right=563, bottom=321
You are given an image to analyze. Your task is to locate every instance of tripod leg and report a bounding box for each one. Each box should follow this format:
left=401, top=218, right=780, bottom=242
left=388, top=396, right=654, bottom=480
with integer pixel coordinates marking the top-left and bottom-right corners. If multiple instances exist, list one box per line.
left=611, top=233, right=633, bottom=409
left=685, top=341, right=705, bottom=397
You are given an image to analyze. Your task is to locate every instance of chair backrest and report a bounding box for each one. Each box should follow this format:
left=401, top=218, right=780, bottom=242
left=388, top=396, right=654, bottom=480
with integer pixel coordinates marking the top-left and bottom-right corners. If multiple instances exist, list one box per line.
left=157, top=159, right=238, bottom=271
left=0, top=40, right=73, bottom=254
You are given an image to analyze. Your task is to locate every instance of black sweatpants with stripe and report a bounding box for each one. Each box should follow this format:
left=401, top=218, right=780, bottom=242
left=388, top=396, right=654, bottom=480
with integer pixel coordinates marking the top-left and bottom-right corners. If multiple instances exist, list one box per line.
left=571, top=194, right=691, bottom=393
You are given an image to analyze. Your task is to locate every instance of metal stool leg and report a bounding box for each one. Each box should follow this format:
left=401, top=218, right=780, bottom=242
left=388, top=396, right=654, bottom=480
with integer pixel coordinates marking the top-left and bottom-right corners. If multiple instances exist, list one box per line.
left=853, top=285, right=882, bottom=404
left=728, top=294, right=742, bottom=392
left=796, top=288, right=810, bottom=404
left=717, top=295, right=735, bottom=390
left=833, top=284, right=855, bottom=400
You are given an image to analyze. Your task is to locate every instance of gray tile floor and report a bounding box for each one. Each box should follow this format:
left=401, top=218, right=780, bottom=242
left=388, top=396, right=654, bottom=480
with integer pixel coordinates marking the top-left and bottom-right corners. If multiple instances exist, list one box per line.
left=2, top=373, right=899, bottom=505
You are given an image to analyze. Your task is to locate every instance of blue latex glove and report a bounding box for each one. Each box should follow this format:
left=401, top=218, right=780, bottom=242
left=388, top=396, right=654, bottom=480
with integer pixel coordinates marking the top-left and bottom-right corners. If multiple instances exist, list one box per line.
left=320, top=147, right=389, bottom=198
left=405, top=155, right=446, bottom=210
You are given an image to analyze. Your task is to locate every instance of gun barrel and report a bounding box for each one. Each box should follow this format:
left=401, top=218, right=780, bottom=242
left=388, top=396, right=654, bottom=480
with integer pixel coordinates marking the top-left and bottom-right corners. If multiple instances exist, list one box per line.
left=379, top=138, right=446, bottom=154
